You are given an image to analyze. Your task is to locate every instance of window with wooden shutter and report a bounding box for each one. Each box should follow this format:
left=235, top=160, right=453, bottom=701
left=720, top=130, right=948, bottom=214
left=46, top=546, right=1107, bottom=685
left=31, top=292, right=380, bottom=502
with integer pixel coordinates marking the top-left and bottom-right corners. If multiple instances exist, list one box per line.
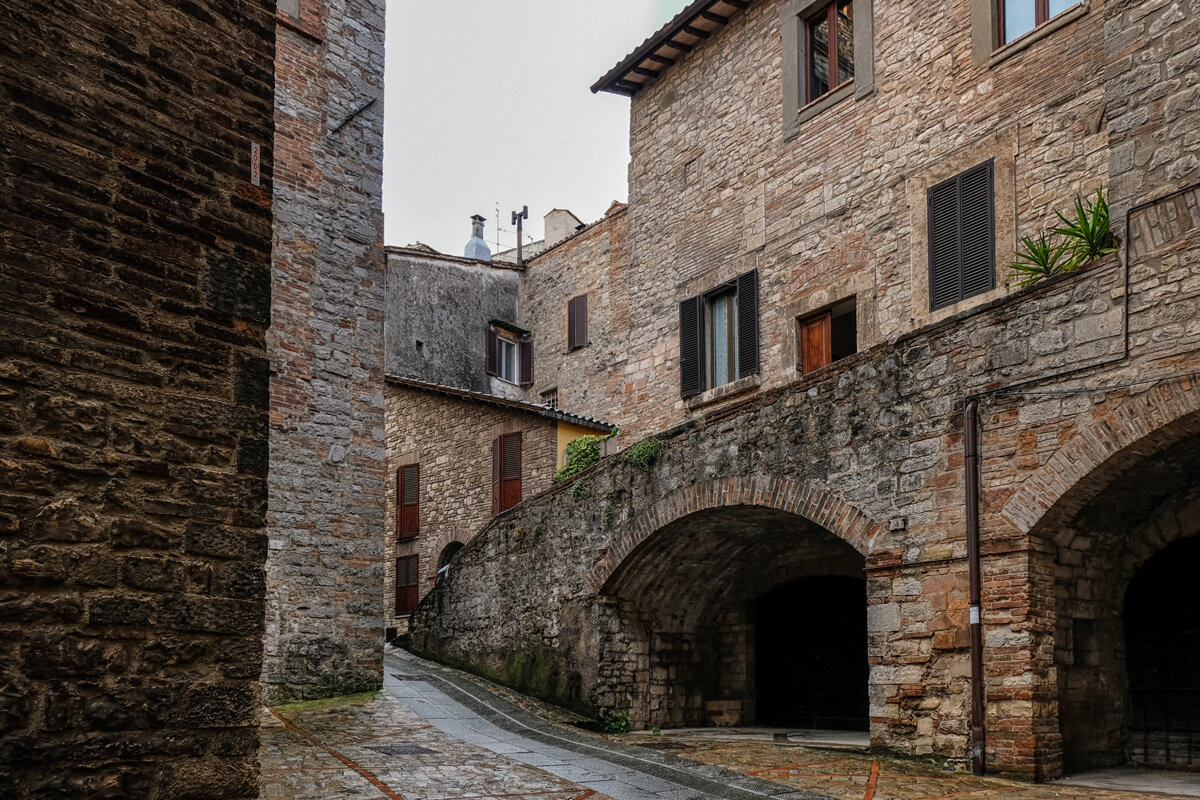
left=492, top=433, right=522, bottom=513
left=679, top=295, right=705, bottom=398
left=568, top=294, right=589, bottom=351
left=397, top=464, right=419, bottom=540
left=736, top=270, right=760, bottom=379
left=928, top=160, right=995, bottom=312
left=485, top=328, right=499, bottom=376
left=518, top=340, right=534, bottom=386
left=798, top=298, right=857, bottom=375
left=395, top=554, right=420, bottom=616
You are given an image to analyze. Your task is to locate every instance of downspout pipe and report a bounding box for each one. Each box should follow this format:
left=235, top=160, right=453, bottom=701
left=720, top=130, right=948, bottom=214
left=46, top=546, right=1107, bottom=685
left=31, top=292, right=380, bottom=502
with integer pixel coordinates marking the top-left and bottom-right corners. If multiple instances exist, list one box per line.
left=964, top=399, right=986, bottom=775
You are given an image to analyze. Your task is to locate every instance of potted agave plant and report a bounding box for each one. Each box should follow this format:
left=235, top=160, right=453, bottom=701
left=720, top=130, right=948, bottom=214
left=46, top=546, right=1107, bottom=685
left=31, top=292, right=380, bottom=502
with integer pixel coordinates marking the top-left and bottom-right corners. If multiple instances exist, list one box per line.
left=1009, top=188, right=1119, bottom=288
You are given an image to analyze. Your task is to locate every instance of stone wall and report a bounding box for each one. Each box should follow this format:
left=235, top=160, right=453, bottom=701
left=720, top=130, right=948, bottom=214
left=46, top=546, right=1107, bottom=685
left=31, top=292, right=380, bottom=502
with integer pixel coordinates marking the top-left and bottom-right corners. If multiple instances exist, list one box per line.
left=0, top=0, right=275, bottom=796
left=385, top=249, right=523, bottom=395
left=385, top=382, right=559, bottom=632
left=525, top=208, right=632, bottom=422
left=263, top=0, right=387, bottom=704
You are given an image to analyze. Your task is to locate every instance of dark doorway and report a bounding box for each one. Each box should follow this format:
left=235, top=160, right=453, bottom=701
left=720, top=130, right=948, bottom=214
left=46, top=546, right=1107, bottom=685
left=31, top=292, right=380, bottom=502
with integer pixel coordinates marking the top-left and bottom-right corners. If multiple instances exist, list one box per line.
left=755, top=575, right=868, bottom=730
left=1125, top=535, right=1200, bottom=768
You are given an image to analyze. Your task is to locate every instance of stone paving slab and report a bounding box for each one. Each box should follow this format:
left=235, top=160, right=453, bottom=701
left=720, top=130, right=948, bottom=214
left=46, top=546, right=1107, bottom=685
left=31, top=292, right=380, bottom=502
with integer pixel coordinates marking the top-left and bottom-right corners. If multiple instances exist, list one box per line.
left=258, top=691, right=610, bottom=800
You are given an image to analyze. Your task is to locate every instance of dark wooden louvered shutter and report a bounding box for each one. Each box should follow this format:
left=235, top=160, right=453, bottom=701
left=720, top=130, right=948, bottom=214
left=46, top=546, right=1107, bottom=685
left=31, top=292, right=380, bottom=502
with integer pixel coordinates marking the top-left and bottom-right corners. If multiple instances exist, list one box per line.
left=396, top=555, right=420, bottom=616
left=398, top=464, right=419, bottom=539
left=574, top=294, right=588, bottom=349
left=485, top=328, right=499, bottom=376
left=959, top=162, right=996, bottom=301
left=501, top=432, right=522, bottom=511
left=800, top=312, right=833, bottom=375
left=567, top=295, right=580, bottom=350
left=518, top=340, right=534, bottom=386
left=491, top=437, right=501, bottom=514
left=679, top=295, right=705, bottom=398
left=928, top=160, right=995, bottom=311
left=736, top=270, right=759, bottom=379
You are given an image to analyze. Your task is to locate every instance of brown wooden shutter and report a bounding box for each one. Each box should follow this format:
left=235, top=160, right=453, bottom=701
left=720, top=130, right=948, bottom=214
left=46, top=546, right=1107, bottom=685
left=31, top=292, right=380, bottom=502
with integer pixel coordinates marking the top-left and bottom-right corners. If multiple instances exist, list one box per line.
left=567, top=295, right=579, bottom=350
left=928, top=160, right=995, bottom=311
left=518, top=340, right=534, bottom=386
left=500, top=432, right=522, bottom=511
left=398, top=464, right=419, bottom=539
left=736, top=270, right=759, bottom=379
left=800, top=311, right=833, bottom=375
left=485, top=328, right=499, bottom=376
left=396, top=555, right=420, bottom=616
left=571, top=293, right=588, bottom=349
left=679, top=295, right=705, bottom=398
left=491, top=437, right=501, bottom=514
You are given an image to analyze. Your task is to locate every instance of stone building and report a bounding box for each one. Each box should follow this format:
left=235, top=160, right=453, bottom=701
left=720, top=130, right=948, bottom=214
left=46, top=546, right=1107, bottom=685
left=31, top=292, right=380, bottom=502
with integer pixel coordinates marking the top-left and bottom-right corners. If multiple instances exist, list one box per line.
left=384, top=377, right=610, bottom=635
left=262, top=0, right=387, bottom=704
left=0, top=0, right=275, bottom=796
left=406, top=0, right=1200, bottom=782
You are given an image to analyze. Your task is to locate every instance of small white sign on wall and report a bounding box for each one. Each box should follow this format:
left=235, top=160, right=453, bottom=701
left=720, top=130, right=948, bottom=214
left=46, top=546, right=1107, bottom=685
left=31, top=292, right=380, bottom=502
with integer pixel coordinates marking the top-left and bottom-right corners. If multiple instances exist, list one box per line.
left=251, top=142, right=261, bottom=187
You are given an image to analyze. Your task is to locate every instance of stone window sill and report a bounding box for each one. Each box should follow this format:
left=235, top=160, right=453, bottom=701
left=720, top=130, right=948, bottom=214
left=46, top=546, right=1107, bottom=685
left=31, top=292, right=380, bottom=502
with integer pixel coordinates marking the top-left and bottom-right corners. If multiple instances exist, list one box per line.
left=987, top=3, right=1088, bottom=69
left=685, top=374, right=761, bottom=411
left=785, top=81, right=855, bottom=141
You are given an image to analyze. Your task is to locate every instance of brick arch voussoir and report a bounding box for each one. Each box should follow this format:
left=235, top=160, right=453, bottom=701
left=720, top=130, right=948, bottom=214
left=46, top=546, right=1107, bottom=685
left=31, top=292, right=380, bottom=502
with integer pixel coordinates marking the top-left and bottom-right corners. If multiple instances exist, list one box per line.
left=1001, top=377, right=1200, bottom=537
left=587, top=474, right=887, bottom=592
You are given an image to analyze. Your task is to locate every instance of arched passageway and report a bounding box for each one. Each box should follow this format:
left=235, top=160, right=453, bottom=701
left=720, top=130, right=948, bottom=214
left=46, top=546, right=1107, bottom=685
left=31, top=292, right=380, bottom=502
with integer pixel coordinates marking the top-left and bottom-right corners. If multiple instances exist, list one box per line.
left=1125, top=535, right=1200, bottom=768
left=756, top=576, right=868, bottom=729
left=600, top=505, right=868, bottom=730
left=1051, top=426, right=1200, bottom=773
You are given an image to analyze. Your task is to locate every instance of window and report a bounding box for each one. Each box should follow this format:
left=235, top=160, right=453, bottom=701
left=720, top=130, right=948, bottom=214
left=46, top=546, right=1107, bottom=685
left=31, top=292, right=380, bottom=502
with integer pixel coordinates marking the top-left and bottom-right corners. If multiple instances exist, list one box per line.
left=541, top=388, right=558, bottom=409
left=396, top=464, right=419, bottom=541
left=486, top=326, right=533, bottom=386
left=395, top=555, right=420, bottom=616
left=805, top=1, right=854, bottom=103
left=996, top=0, right=1078, bottom=45
left=679, top=270, right=760, bottom=398
left=928, top=161, right=995, bottom=311
left=567, top=294, right=589, bottom=351
left=491, top=432, right=522, bottom=514
left=798, top=299, right=857, bottom=375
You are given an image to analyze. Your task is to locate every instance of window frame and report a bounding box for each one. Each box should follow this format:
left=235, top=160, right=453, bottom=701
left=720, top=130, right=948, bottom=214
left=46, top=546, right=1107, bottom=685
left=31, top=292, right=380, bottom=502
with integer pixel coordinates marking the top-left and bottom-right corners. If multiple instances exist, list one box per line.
left=395, top=554, right=420, bottom=617
left=567, top=294, right=589, bottom=351
left=803, top=0, right=854, bottom=106
left=995, top=0, right=1080, bottom=48
left=396, top=463, right=420, bottom=542
left=679, top=270, right=760, bottom=400
left=491, top=432, right=522, bottom=514
left=782, top=0, right=874, bottom=139
left=705, top=286, right=739, bottom=390
left=496, top=335, right=517, bottom=384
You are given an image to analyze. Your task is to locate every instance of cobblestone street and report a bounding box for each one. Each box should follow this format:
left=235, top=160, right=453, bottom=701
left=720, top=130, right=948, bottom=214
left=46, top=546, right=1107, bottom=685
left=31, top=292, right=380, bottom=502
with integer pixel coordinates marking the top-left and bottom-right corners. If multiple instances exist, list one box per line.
left=258, top=649, right=1196, bottom=800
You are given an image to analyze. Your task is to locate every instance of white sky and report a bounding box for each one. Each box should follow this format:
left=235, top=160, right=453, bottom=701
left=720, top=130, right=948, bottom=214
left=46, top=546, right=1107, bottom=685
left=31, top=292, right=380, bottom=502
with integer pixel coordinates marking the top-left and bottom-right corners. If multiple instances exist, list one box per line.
left=383, top=1, right=687, bottom=254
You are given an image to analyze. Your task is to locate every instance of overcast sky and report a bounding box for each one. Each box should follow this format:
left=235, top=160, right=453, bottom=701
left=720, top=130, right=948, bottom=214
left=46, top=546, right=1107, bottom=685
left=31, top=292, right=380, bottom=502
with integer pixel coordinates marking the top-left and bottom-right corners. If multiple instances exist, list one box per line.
left=382, top=1, right=686, bottom=255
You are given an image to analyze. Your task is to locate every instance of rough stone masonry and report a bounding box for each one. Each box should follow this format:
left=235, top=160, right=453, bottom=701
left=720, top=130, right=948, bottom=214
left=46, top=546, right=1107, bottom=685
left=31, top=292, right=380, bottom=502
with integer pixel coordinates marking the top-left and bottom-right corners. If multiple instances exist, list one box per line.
left=0, top=0, right=275, bottom=796
left=263, top=0, right=388, bottom=704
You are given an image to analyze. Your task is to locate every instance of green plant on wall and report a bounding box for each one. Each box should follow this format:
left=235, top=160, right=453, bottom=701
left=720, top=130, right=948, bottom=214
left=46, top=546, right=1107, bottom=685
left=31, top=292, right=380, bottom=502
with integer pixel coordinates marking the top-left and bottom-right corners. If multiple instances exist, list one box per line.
left=554, top=427, right=619, bottom=483
left=1008, top=188, right=1117, bottom=288
left=622, top=438, right=662, bottom=472
left=1009, top=231, right=1073, bottom=287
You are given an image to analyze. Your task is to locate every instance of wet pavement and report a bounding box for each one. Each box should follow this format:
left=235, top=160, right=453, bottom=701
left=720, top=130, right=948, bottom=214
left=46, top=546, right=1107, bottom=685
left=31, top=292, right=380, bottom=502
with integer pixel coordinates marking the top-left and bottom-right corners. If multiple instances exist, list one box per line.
left=259, top=648, right=1198, bottom=800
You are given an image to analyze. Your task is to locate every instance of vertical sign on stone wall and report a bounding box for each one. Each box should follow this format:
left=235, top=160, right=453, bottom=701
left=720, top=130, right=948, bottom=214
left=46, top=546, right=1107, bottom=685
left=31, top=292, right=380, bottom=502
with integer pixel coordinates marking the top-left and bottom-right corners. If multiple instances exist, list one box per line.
left=251, top=142, right=261, bottom=186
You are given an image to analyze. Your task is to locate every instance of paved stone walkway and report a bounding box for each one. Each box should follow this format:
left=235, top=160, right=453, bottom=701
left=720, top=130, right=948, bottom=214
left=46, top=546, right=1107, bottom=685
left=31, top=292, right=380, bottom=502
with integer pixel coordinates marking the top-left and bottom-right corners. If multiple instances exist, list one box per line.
left=260, top=648, right=1196, bottom=800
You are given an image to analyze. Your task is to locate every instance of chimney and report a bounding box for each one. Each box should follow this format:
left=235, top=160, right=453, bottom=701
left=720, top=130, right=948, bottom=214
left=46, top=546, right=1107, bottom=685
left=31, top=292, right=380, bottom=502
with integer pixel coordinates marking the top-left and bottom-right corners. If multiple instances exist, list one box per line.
left=464, top=214, right=492, bottom=261
left=544, top=209, right=584, bottom=247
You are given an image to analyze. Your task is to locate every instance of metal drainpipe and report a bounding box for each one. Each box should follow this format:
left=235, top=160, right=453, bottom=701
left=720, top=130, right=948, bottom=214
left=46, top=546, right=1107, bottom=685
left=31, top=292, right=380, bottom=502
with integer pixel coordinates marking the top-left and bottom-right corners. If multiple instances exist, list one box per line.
left=964, top=399, right=986, bottom=775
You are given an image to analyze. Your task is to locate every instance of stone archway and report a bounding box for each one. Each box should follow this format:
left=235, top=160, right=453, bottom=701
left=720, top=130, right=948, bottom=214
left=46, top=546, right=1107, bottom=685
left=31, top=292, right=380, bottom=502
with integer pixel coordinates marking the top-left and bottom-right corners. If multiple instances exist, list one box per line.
left=1007, top=383, right=1200, bottom=773
left=596, top=498, right=877, bottom=732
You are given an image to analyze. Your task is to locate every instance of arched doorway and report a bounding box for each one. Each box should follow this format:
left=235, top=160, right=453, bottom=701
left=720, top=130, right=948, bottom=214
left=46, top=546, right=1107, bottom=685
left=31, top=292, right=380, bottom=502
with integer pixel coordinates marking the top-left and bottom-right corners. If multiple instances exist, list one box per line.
left=600, top=505, right=869, bottom=730
left=1125, top=535, right=1200, bottom=768
left=435, top=541, right=465, bottom=586
left=756, top=575, right=868, bottom=729
left=1050, top=427, right=1200, bottom=773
